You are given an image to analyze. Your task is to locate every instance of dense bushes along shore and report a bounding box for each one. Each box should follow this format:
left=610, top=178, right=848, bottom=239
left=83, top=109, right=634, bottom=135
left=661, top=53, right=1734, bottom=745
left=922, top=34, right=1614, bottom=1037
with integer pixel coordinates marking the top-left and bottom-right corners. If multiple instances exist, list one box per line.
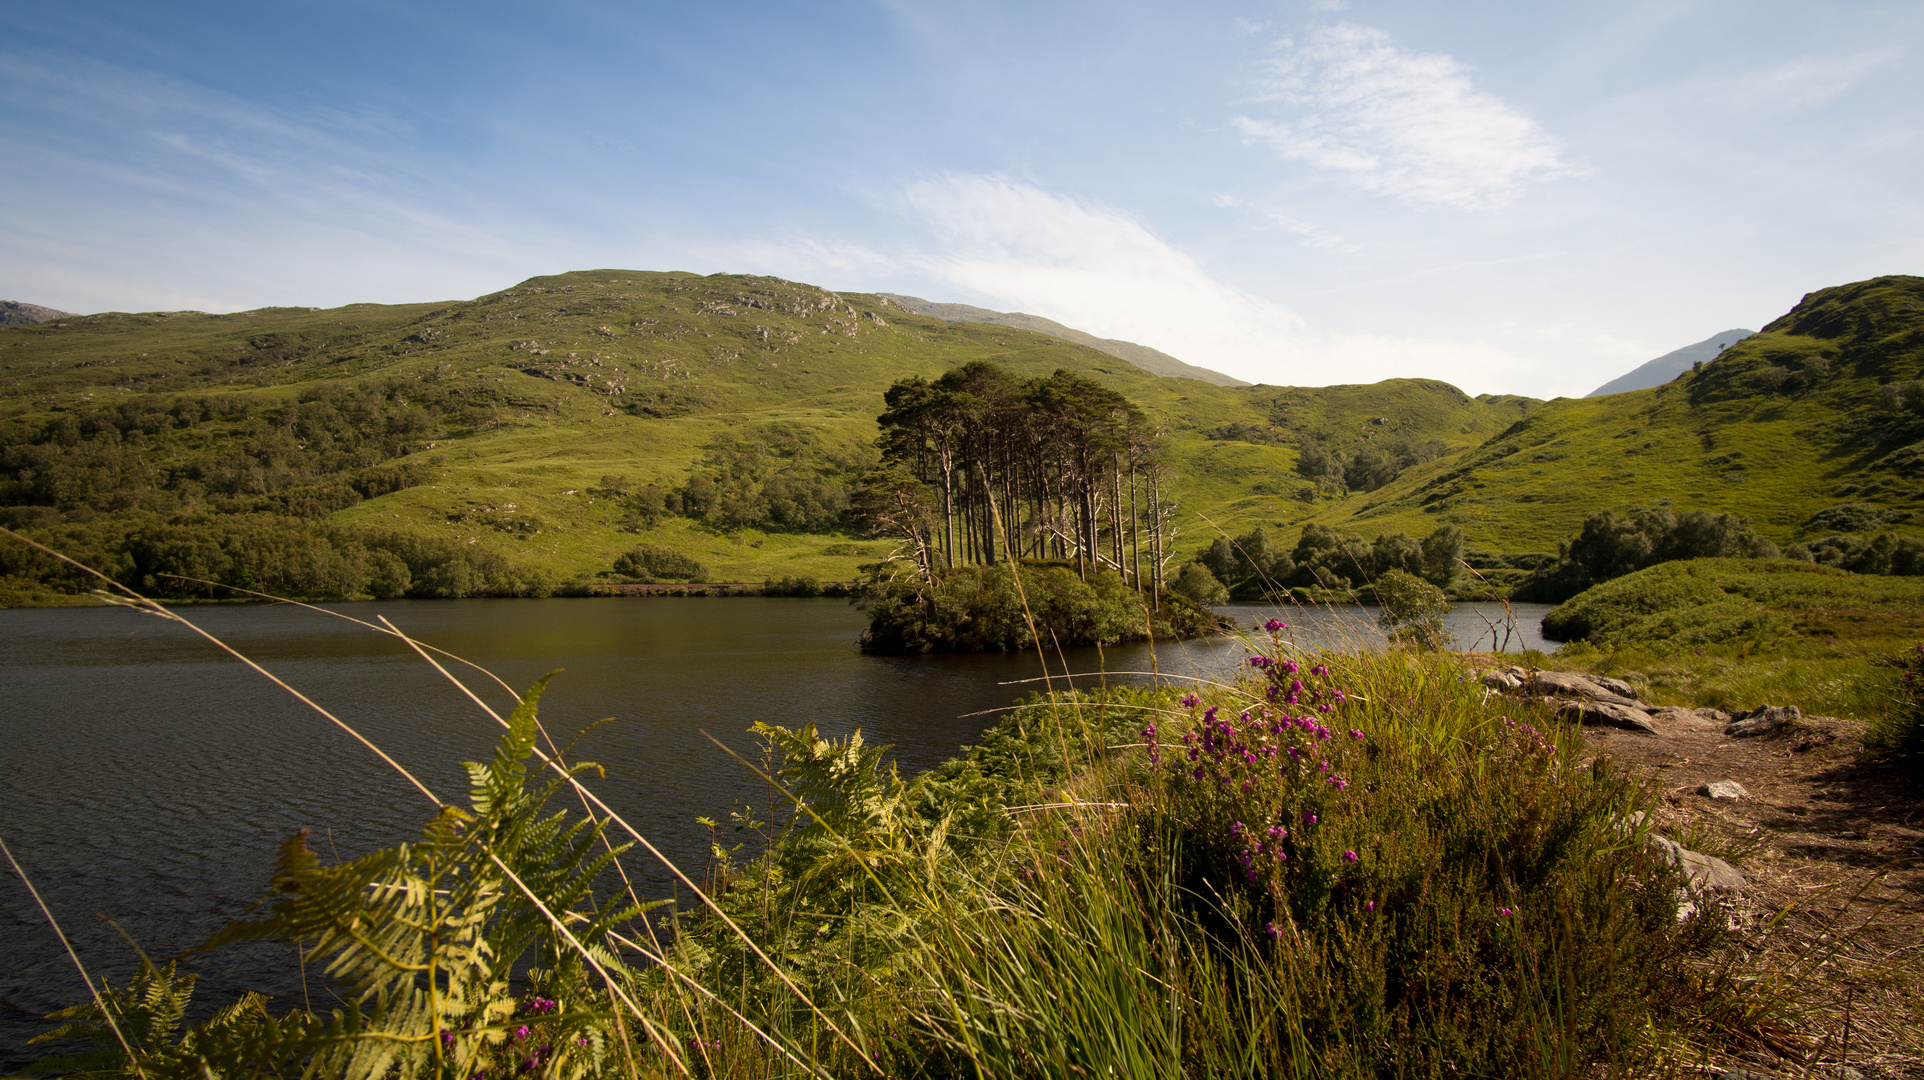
left=0, top=511, right=556, bottom=601
left=855, top=560, right=1221, bottom=653
left=23, top=631, right=1788, bottom=1078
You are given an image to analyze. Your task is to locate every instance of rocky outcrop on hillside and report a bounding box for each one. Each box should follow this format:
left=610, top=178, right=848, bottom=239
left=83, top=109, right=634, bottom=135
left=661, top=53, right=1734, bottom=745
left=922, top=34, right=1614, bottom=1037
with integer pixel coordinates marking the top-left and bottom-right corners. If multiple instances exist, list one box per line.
left=1, top=301, right=77, bottom=325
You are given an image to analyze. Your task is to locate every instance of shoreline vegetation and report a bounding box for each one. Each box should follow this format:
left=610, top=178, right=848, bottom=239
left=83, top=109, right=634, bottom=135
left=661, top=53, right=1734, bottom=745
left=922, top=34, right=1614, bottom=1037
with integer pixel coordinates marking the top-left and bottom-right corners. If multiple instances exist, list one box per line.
left=6, top=540, right=1921, bottom=1078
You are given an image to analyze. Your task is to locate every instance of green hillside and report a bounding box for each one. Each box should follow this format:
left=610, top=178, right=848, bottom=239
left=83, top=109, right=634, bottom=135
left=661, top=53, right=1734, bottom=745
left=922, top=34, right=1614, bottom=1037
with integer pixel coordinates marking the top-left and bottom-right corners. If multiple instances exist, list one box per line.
left=1286, top=275, right=1924, bottom=554
left=9, top=269, right=1917, bottom=605
left=0, top=270, right=1531, bottom=597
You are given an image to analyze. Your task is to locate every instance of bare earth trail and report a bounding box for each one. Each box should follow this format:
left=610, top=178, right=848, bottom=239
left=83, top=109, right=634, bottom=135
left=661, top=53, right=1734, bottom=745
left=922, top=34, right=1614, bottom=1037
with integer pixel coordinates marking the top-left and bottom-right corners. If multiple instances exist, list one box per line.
left=1467, top=657, right=1924, bottom=1079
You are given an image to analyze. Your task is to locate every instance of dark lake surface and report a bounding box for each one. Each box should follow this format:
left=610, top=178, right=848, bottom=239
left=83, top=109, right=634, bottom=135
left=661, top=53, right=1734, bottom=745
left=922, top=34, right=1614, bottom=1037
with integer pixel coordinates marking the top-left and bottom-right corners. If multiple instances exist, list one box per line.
left=0, top=595, right=1551, bottom=1061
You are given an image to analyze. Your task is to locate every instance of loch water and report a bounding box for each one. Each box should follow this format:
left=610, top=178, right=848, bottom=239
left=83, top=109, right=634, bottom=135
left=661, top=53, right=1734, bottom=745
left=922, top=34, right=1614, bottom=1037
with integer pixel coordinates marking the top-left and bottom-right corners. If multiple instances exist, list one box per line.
left=0, top=596, right=1551, bottom=1061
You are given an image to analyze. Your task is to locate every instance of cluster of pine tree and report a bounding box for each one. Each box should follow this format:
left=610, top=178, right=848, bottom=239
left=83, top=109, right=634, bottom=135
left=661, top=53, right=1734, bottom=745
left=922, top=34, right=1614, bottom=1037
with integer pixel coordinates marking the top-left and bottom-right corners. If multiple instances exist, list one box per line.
left=858, top=361, right=1178, bottom=595
left=848, top=362, right=1221, bottom=652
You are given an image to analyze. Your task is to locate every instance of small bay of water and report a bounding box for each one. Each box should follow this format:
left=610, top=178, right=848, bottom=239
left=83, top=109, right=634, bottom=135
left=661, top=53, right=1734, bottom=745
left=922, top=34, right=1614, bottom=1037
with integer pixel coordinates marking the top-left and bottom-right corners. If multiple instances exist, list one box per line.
left=0, top=596, right=1550, bottom=1061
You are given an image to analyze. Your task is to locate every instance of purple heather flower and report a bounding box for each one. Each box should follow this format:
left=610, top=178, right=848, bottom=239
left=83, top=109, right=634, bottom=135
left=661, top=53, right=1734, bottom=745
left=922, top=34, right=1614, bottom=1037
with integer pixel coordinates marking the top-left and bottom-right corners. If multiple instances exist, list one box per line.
left=515, top=1025, right=531, bottom=1039
left=1264, top=618, right=1287, bottom=632
left=442, top=1031, right=457, bottom=1046
left=1350, top=728, right=1365, bottom=740
left=1342, top=850, right=1359, bottom=863
left=1304, top=812, right=1318, bottom=825
left=1182, top=694, right=1200, bottom=708
left=1230, top=821, right=1245, bottom=836
left=1266, top=921, right=1283, bottom=939
left=1497, top=907, right=1514, bottom=917
left=1365, top=900, right=1377, bottom=912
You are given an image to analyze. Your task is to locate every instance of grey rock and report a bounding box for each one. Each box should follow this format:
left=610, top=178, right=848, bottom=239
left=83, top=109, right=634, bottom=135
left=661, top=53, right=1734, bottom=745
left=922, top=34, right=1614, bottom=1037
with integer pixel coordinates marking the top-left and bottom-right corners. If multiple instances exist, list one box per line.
left=1557, top=699, right=1659, bottom=735
left=1725, top=704, right=1802, bottom=738
left=1648, top=833, right=1746, bottom=892
left=1533, top=670, right=1643, bottom=707
left=1480, top=668, right=1524, bottom=691
left=1588, top=675, right=1641, bottom=700
left=1699, top=780, right=1747, bottom=801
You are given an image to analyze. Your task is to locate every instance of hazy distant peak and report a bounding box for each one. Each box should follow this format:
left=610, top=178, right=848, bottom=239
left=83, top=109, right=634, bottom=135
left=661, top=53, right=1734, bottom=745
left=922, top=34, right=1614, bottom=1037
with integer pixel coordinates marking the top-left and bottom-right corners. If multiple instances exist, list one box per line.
left=1, top=301, right=78, bottom=325
left=1587, top=329, right=1756, bottom=397
left=877, top=294, right=1249, bottom=387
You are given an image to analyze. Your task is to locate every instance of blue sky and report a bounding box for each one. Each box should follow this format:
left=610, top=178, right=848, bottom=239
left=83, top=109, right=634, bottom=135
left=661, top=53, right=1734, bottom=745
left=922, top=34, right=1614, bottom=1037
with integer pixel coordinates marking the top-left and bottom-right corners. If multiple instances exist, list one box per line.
left=3, top=0, right=1919, bottom=397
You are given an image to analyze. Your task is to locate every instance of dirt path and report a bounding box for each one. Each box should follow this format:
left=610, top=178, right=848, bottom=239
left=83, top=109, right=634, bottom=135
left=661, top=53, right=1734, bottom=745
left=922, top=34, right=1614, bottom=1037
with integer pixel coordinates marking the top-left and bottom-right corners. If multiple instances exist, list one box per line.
left=1498, top=669, right=1924, bottom=1078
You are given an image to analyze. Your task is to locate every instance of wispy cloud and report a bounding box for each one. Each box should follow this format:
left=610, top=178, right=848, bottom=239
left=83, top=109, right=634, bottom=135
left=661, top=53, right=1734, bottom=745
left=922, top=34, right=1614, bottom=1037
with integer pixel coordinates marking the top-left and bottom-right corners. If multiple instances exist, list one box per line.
left=1211, top=194, right=1360, bottom=253
left=890, top=174, right=1310, bottom=373
left=1235, top=23, right=1577, bottom=209
left=746, top=172, right=1548, bottom=392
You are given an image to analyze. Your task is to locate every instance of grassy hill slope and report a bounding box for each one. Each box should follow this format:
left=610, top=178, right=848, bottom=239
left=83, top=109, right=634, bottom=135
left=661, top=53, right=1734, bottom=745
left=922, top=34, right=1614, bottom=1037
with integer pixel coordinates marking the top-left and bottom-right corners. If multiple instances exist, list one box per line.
left=7, top=270, right=1921, bottom=600
left=1291, top=275, right=1924, bottom=555
left=0, top=270, right=1536, bottom=593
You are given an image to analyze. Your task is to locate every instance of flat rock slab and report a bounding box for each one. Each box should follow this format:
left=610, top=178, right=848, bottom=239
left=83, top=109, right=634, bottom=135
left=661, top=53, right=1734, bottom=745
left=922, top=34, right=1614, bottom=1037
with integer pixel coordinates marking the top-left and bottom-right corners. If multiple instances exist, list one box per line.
left=1725, top=704, right=1802, bottom=738
left=1699, top=780, right=1748, bottom=801
left=1557, top=699, right=1659, bottom=735
left=1533, top=670, right=1642, bottom=707
left=1588, top=674, right=1641, bottom=700
left=1649, top=833, right=1746, bottom=892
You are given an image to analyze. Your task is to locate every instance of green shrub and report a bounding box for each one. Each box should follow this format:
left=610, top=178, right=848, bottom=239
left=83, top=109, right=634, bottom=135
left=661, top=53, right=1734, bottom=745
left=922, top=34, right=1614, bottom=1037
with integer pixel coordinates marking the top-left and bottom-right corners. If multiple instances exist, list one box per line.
left=762, top=575, right=822, bottom=597
left=1171, top=561, right=1229, bottom=605
left=612, top=543, right=706, bottom=582
left=1518, top=508, right=1781, bottom=602
left=1373, top=567, right=1451, bottom=648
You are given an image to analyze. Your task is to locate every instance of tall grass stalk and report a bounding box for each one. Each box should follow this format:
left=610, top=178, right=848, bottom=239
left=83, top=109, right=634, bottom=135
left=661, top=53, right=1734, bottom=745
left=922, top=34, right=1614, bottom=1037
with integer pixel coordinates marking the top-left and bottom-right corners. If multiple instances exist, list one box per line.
left=11, top=525, right=1777, bottom=1078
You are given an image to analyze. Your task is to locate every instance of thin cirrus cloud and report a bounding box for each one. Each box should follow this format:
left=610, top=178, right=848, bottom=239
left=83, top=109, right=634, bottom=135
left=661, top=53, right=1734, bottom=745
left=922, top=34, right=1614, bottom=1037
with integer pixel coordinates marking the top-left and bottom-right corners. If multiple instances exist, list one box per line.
left=1235, top=23, right=1579, bottom=210
left=739, top=173, right=1543, bottom=393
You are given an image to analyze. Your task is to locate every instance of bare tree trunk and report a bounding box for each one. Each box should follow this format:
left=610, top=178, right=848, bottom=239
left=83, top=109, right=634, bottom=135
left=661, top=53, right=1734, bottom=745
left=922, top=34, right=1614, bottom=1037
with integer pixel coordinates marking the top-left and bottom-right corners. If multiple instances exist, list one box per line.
left=1129, top=464, right=1141, bottom=592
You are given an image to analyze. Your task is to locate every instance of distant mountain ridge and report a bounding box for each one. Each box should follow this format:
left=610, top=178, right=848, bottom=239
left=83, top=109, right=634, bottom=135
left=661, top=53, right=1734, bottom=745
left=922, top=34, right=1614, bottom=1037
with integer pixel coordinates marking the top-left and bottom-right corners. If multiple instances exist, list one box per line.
left=1588, top=329, right=1755, bottom=397
left=0, top=301, right=77, bottom=326
left=878, top=294, right=1248, bottom=387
